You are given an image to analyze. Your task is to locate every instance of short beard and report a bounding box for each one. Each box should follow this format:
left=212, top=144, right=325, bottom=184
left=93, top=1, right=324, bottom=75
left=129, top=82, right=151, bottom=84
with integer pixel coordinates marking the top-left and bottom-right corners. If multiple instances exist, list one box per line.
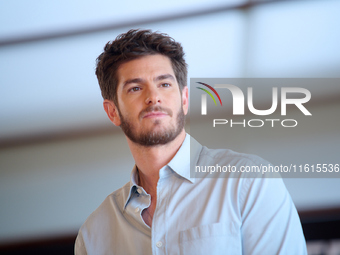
left=118, top=105, right=185, bottom=147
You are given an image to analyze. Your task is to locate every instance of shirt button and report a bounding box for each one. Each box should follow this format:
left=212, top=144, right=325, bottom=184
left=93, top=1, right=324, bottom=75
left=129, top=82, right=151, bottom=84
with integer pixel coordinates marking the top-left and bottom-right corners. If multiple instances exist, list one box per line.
left=156, top=241, right=163, bottom=248
left=135, top=208, right=140, bottom=213
left=136, top=188, right=142, bottom=194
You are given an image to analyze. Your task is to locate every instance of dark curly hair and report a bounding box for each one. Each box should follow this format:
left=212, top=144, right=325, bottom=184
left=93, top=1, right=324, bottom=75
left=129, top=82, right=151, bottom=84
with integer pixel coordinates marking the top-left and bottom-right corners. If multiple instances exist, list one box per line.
left=95, top=29, right=188, bottom=105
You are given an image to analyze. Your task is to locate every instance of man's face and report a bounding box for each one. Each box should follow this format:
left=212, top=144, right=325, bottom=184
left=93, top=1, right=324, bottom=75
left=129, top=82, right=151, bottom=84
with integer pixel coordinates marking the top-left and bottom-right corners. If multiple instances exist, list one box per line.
left=110, top=54, right=188, bottom=146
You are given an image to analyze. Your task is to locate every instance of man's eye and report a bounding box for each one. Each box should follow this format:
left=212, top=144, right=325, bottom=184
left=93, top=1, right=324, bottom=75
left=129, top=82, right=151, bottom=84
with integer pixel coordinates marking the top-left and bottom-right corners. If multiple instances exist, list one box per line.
left=161, top=83, right=171, bottom=87
left=129, top=87, right=141, bottom=92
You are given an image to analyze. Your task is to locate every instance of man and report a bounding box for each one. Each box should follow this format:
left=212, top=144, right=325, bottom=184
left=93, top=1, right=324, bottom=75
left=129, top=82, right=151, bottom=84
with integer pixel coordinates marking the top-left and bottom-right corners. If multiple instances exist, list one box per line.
left=75, top=29, right=307, bottom=254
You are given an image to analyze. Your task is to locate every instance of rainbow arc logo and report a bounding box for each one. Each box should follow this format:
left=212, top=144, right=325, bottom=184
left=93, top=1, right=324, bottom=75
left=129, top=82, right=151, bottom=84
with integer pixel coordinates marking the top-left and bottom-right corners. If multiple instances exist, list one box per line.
left=196, top=82, right=222, bottom=106
left=196, top=82, right=222, bottom=115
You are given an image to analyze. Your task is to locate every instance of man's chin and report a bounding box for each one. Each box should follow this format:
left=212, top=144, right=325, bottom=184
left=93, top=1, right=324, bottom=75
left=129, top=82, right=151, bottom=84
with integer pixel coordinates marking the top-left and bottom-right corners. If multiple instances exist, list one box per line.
left=140, top=121, right=171, bottom=132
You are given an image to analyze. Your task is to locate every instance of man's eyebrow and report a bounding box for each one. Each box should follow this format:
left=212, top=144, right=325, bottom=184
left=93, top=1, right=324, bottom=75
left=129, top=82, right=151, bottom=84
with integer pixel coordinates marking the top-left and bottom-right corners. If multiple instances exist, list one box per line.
left=154, top=74, right=175, bottom=82
left=122, top=78, right=144, bottom=89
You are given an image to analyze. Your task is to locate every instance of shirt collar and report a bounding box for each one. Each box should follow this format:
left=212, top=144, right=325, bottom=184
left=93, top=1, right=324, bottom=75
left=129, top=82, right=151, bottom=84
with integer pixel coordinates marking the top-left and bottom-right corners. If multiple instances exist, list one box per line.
left=124, top=165, right=140, bottom=209
left=167, top=133, right=199, bottom=184
left=124, top=133, right=203, bottom=209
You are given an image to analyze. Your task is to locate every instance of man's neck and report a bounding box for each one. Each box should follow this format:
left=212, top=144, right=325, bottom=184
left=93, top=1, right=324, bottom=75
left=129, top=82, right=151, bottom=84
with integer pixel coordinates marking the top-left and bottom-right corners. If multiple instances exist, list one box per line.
left=127, top=130, right=186, bottom=191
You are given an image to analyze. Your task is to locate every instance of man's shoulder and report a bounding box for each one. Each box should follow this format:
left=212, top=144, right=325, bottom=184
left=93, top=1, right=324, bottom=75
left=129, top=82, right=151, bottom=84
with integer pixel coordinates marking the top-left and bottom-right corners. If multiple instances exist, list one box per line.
left=75, top=182, right=134, bottom=253
left=199, top=146, right=269, bottom=166
left=79, top=181, right=130, bottom=233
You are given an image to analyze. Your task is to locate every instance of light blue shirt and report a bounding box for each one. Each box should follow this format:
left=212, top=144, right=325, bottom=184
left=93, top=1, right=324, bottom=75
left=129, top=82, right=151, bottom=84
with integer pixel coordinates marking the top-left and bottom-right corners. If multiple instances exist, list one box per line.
left=75, top=134, right=307, bottom=254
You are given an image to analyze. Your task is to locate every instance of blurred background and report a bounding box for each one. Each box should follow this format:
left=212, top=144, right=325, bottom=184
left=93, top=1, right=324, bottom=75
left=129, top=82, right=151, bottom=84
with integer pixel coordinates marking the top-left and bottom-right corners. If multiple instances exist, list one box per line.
left=0, top=0, right=339, bottom=254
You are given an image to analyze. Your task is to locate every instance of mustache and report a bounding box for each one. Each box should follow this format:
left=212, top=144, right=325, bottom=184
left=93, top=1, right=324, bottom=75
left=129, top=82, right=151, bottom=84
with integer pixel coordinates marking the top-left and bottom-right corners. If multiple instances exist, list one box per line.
left=139, top=106, right=173, bottom=119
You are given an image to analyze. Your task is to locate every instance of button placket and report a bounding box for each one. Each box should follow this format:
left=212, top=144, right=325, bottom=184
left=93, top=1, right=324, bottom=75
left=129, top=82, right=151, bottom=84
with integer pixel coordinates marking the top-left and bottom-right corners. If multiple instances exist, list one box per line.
left=152, top=167, right=171, bottom=254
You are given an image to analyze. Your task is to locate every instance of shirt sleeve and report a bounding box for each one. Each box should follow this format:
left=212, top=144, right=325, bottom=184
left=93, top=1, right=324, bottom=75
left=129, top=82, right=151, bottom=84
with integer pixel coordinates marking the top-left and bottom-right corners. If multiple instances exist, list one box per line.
left=240, top=176, right=307, bottom=255
left=74, top=230, right=87, bottom=255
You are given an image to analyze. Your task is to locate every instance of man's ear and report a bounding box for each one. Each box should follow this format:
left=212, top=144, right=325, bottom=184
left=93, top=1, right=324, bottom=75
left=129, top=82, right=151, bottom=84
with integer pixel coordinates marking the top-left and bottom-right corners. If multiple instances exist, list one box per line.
left=182, top=86, right=189, bottom=115
left=103, top=99, right=121, bottom=126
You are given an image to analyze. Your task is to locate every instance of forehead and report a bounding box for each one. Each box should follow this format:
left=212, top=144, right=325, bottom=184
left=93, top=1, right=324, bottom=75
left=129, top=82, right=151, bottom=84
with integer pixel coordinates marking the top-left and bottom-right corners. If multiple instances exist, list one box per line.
left=116, top=54, right=175, bottom=84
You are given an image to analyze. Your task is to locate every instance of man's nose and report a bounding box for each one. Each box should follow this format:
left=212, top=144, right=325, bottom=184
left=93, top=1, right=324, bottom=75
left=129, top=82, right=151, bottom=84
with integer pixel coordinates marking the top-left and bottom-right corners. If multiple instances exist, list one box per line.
left=145, top=87, right=161, bottom=105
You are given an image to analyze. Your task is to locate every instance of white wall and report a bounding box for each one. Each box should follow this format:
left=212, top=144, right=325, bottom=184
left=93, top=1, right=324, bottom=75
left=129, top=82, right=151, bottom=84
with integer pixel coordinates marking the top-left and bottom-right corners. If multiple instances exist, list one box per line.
left=0, top=131, right=132, bottom=242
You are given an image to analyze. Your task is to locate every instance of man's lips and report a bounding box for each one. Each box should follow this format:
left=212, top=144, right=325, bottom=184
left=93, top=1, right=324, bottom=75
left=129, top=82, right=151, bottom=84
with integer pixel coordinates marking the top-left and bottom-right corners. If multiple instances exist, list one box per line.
left=143, top=111, right=169, bottom=118
left=139, top=106, right=173, bottom=119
